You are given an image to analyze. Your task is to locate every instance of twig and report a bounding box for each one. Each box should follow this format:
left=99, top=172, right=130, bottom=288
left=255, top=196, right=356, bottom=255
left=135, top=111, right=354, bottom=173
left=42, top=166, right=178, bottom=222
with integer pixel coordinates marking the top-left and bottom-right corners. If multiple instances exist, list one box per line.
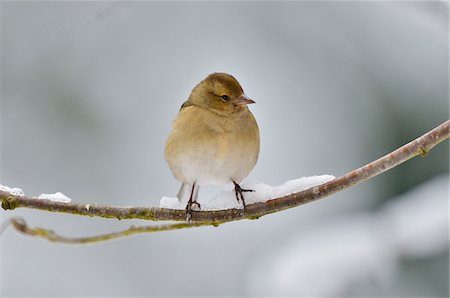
left=0, top=217, right=211, bottom=244
left=0, top=119, right=449, bottom=243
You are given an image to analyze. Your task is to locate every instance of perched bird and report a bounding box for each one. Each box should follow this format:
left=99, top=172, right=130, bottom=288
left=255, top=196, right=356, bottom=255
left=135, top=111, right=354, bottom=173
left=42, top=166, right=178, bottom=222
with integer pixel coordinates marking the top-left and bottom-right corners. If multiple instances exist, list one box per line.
left=165, top=73, right=260, bottom=221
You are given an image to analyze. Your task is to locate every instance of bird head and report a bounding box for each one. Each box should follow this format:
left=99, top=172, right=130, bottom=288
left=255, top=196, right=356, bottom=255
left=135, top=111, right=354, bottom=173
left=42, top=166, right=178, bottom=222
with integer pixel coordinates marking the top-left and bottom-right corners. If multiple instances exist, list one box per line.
left=188, top=73, right=255, bottom=114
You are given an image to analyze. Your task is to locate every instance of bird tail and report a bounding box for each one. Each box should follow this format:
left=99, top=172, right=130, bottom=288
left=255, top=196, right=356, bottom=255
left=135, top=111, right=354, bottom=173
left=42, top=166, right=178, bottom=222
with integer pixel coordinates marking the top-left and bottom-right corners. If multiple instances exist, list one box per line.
left=176, top=183, right=187, bottom=201
left=177, top=183, right=199, bottom=202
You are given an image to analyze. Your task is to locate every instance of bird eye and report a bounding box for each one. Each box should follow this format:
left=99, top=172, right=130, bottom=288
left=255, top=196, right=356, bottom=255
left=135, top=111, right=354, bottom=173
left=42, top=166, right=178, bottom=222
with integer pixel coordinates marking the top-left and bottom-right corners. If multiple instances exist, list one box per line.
left=221, top=95, right=230, bottom=101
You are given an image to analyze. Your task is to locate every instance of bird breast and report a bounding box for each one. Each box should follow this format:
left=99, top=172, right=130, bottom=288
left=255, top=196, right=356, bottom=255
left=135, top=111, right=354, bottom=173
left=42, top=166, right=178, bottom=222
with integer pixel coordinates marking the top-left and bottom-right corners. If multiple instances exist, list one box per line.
left=165, top=106, right=260, bottom=186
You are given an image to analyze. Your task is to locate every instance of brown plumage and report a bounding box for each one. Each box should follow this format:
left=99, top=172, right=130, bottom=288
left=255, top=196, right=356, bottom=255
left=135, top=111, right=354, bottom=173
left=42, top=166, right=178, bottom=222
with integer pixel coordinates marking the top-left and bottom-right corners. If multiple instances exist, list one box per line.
left=165, top=73, right=260, bottom=220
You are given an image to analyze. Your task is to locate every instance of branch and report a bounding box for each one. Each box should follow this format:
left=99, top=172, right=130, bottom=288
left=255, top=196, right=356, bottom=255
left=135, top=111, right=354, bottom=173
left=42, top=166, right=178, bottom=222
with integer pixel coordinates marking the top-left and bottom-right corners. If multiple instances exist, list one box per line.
left=0, top=217, right=210, bottom=244
left=1, top=119, right=449, bottom=243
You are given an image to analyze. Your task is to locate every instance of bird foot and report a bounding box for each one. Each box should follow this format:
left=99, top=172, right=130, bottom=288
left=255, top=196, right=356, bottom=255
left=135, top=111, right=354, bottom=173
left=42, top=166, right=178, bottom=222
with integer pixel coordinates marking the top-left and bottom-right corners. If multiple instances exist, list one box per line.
left=233, top=181, right=254, bottom=209
left=185, top=201, right=201, bottom=222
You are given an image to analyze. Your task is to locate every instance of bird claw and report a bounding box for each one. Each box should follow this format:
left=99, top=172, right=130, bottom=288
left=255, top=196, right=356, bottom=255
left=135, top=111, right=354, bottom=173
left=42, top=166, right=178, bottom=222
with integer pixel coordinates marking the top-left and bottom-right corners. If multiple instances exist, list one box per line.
left=233, top=181, right=254, bottom=209
left=185, top=211, right=192, bottom=222
left=185, top=200, right=201, bottom=222
left=191, top=201, right=201, bottom=211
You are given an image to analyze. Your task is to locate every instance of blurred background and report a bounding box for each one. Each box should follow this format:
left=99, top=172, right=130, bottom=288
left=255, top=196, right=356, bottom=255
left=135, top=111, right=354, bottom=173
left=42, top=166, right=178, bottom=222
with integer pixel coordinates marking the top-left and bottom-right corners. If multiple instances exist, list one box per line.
left=1, top=1, right=448, bottom=297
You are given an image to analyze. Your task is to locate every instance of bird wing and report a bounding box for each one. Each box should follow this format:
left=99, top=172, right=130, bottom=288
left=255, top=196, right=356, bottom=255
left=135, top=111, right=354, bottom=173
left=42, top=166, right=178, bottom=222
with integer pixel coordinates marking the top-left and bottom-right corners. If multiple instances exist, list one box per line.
left=180, top=100, right=194, bottom=111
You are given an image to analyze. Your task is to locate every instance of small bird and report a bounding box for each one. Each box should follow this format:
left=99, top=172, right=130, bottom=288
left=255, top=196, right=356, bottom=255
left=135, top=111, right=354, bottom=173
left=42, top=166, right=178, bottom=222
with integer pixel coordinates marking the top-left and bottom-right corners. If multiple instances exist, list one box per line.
left=165, top=73, right=260, bottom=221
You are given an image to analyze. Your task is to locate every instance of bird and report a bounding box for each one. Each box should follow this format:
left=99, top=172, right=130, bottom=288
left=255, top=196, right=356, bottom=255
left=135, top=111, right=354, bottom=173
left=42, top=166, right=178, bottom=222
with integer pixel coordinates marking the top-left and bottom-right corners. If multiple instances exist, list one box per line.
left=165, top=72, right=260, bottom=221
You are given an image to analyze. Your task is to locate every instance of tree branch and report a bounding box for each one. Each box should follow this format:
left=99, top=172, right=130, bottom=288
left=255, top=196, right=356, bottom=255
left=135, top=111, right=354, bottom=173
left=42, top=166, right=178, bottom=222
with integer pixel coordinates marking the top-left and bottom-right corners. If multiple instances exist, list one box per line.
left=0, top=217, right=211, bottom=244
left=1, top=119, right=448, bottom=243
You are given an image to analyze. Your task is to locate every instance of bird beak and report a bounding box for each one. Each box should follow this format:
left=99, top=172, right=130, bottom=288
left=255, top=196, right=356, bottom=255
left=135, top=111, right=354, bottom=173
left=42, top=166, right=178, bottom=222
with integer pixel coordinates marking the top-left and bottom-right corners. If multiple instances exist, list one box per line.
left=234, top=95, right=255, bottom=106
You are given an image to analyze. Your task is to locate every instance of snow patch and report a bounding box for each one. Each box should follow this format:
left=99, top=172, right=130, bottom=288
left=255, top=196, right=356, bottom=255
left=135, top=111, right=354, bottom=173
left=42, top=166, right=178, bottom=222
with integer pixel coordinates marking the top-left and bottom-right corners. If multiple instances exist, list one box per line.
left=160, top=175, right=335, bottom=210
left=160, top=196, right=181, bottom=209
left=1, top=184, right=72, bottom=203
left=36, top=192, right=72, bottom=203
left=0, top=184, right=24, bottom=196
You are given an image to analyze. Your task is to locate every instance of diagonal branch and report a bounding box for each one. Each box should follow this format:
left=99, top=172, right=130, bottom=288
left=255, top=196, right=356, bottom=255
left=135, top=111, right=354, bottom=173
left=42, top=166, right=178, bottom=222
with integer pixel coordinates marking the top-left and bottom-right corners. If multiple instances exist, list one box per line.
left=1, top=120, right=449, bottom=223
left=0, top=119, right=449, bottom=244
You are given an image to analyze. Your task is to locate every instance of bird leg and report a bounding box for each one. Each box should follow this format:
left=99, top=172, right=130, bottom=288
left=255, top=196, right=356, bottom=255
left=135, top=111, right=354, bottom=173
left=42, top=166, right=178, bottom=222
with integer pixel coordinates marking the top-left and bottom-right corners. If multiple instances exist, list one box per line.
left=233, top=181, right=254, bottom=209
left=185, top=182, right=200, bottom=222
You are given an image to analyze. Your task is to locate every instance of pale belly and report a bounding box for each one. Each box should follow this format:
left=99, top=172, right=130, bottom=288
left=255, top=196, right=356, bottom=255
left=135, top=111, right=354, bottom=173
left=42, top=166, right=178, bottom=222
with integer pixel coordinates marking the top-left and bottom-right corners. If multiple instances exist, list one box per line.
left=172, top=138, right=257, bottom=186
left=165, top=106, right=259, bottom=186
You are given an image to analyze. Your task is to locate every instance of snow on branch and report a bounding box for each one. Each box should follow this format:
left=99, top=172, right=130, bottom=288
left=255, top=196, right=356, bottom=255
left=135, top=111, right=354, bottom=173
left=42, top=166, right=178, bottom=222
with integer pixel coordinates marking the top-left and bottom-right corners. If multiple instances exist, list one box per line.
left=0, top=119, right=448, bottom=244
